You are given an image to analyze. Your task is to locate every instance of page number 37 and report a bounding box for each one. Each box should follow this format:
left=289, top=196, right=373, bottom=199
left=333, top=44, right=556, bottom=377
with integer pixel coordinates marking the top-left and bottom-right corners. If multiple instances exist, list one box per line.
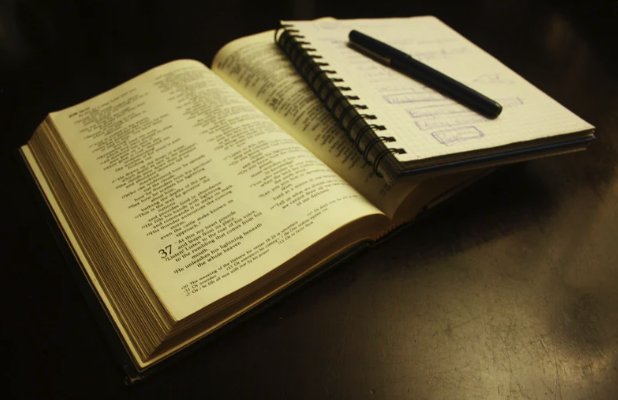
left=158, top=244, right=172, bottom=259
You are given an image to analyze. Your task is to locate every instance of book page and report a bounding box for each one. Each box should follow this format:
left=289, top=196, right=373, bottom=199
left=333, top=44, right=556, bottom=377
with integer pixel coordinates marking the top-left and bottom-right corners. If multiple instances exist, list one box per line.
left=48, top=60, right=385, bottom=320
left=212, top=31, right=419, bottom=219
left=282, top=17, right=594, bottom=163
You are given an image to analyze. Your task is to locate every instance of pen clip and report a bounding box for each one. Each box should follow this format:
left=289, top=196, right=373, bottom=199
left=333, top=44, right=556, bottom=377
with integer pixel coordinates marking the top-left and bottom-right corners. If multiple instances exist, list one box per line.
left=347, top=42, right=391, bottom=66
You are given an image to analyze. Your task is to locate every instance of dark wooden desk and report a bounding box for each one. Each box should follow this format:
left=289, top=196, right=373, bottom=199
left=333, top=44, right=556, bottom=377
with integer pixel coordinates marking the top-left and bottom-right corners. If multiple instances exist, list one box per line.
left=2, top=0, right=617, bottom=398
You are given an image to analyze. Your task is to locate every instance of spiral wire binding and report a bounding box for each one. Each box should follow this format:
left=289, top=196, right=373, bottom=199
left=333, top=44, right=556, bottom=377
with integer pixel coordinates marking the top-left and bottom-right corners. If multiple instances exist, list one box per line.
left=275, top=25, right=406, bottom=179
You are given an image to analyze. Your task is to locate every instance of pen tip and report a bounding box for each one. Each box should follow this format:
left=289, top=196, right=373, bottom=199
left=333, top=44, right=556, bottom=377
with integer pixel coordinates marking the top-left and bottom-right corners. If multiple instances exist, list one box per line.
left=493, top=103, right=503, bottom=119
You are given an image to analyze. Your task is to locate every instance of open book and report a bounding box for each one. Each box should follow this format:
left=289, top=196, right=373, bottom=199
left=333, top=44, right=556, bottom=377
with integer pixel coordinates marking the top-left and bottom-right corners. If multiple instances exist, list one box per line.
left=18, top=24, right=580, bottom=381
left=276, top=17, right=594, bottom=182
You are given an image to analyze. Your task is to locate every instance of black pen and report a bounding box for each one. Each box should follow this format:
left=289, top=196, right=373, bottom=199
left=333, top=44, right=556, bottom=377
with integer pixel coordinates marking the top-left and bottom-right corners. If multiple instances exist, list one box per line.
left=348, top=30, right=502, bottom=119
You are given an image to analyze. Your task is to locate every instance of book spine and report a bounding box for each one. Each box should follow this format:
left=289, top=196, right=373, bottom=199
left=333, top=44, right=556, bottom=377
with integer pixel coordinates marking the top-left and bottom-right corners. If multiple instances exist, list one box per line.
left=275, top=25, right=405, bottom=183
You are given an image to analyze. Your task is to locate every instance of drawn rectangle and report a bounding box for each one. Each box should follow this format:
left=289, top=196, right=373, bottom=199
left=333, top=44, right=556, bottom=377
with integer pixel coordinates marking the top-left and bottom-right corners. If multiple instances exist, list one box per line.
left=383, top=92, right=444, bottom=104
left=407, top=102, right=470, bottom=117
left=432, top=126, right=484, bottom=146
left=415, top=114, right=486, bottom=131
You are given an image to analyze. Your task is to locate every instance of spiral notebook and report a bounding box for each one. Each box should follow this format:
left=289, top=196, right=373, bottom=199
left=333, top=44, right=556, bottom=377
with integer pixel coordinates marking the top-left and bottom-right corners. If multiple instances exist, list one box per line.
left=276, top=17, right=595, bottom=182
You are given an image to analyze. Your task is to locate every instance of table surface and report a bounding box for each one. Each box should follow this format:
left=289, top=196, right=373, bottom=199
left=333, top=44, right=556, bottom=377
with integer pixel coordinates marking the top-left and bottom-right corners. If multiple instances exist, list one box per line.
left=2, top=0, right=617, bottom=398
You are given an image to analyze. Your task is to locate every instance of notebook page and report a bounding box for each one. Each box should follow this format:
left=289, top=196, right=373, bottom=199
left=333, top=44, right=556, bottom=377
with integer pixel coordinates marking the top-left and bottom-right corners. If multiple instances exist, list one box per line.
left=284, top=17, right=593, bottom=163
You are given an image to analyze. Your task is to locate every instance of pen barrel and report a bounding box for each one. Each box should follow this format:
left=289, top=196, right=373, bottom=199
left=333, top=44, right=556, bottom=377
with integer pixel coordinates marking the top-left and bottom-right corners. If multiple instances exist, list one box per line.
left=349, top=30, right=502, bottom=119
left=391, top=56, right=502, bottom=118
